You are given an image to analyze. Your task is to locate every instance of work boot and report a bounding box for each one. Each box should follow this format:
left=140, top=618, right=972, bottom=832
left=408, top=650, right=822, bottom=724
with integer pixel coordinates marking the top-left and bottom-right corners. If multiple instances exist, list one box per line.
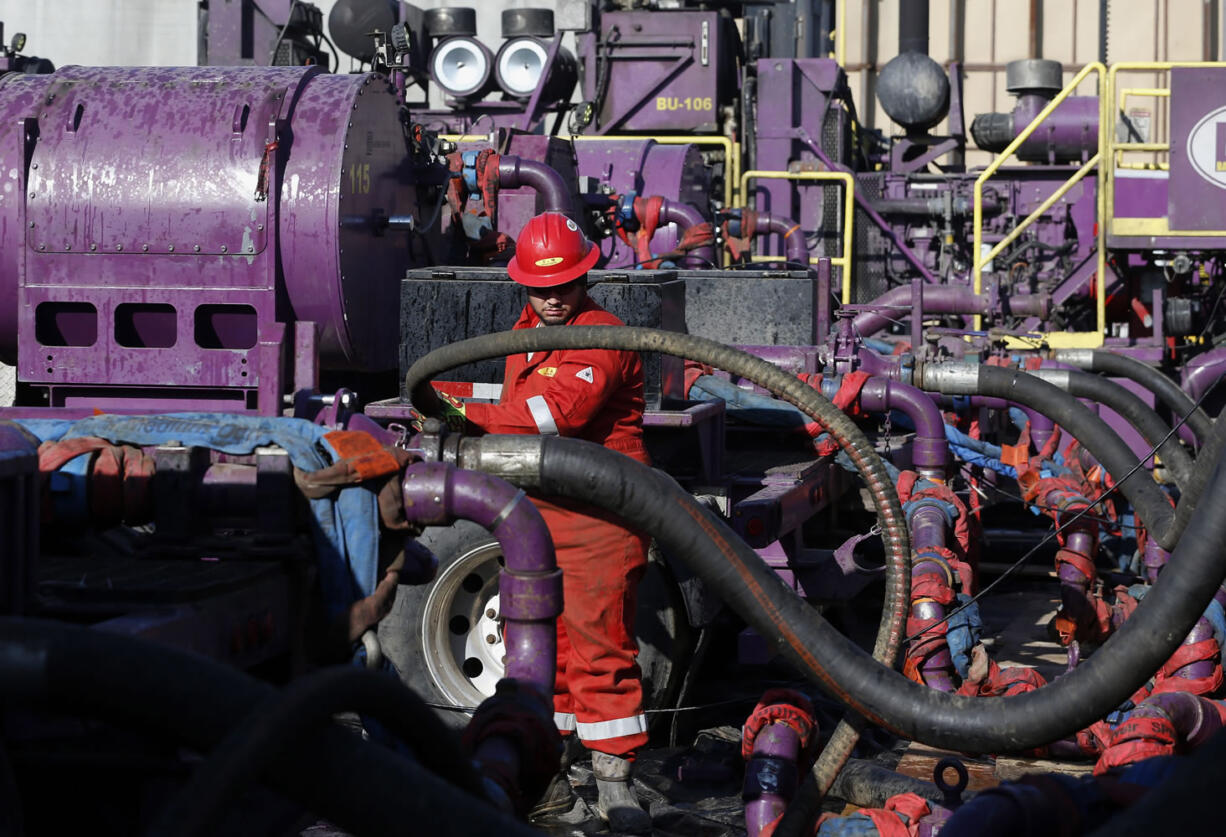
left=528, top=736, right=585, bottom=821
left=591, top=752, right=652, bottom=834
left=528, top=772, right=579, bottom=820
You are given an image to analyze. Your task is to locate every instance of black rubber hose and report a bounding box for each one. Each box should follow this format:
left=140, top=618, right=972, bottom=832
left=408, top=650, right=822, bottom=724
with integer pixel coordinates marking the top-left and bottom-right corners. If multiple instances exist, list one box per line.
left=1064, top=350, right=1214, bottom=445
left=473, top=433, right=1226, bottom=756
left=1171, top=403, right=1226, bottom=542
left=146, top=667, right=486, bottom=837
left=1052, top=369, right=1194, bottom=488
left=947, top=365, right=1180, bottom=549
left=0, top=620, right=540, bottom=837
left=406, top=325, right=913, bottom=806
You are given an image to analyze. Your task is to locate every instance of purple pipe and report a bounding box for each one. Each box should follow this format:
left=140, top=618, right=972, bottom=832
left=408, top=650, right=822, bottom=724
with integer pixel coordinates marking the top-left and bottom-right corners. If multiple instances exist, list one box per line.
left=909, top=503, right=958, bottom=693
left=945, top=394, right=1053, bottom=455
left=497, top=156, right=574, bottom=216
left=660, top=198, right=716, bottom=268
left=400, top=461, right=561, bottom=693
left=910, top=505, right=949, bottom=551
left=851, top=286, right=1046, bottom=338
left=743, top=724, right=802, bottom=837
left=1183, top=347, right=1226, bottom=406
left=1135, top=691, right=1225, bottom=750
left=1166, top=617, right=1218, bottom=684
left=860, top=378, right=948, bottom=479
left=1143, top=540, right=1170, bottom=584
left=758, top=211, right=810, bottom=268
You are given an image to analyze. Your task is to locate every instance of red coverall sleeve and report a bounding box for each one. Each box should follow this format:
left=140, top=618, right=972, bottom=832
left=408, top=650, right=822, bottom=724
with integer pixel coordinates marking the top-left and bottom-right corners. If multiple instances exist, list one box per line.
left=465, top=348, right=627, bottom=437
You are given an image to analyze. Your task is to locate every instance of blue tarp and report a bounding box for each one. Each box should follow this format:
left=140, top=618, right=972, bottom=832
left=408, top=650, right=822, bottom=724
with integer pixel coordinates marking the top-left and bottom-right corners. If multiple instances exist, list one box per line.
left=19, top=413, right=380, bottom=617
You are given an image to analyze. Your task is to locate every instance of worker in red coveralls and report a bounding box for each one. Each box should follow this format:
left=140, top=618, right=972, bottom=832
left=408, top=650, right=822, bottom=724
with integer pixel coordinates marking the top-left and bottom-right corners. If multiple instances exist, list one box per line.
left=420, top=212, right=653, bottom=832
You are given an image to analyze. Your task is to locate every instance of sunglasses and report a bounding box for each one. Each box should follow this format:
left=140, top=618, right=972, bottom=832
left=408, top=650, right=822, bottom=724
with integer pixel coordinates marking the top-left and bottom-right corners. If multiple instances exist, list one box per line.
left=527, top=278, right=585, bottom=296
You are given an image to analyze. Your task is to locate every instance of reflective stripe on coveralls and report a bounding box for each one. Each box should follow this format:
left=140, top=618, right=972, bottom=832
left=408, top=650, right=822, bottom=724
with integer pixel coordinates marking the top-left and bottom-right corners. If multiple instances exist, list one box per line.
left=463, top=296, right=651, bottom=756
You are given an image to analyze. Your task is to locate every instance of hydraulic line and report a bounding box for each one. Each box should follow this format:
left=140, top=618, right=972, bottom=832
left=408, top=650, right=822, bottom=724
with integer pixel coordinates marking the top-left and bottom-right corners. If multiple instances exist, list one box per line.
left=0, top=620, right=539, bottom=837
left=406, top=325, right=912, bottom=803
left=921, top=363, right=1188, bottom=549
left=445, top=431, right=1226, bottom=803
left=146, top=667, right=486, bottom=837
left=1031, top=368, right=1195, bottom=489
left=407, top=328, right=1226, bottom=772
left=1053, top=349, right=1213, bottom=446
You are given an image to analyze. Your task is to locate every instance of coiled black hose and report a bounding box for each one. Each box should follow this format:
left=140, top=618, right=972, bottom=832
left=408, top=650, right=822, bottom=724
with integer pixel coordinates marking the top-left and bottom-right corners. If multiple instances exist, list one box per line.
left=1035, top=368, right=1194, bottom=488
left=0, top=620, right=540, bottom=837
left=406, top=329, right=1226, bottom=768
left=928, top=364, right=1188, bottom=549
left=1054, top=349, right=1213, bottom=445
left=146, top=667, right=486, bottom=837
left=406, top=325, right=913, bottom=804
left=451, top=432, right=1226, bottom=757
left=446, top=436, right=1226, bottom=769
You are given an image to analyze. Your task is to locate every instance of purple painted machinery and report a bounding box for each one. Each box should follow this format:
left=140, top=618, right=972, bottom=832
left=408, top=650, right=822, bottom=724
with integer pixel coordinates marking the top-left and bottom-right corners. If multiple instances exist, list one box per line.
left=6, top=3, right=1226, bottom=836
left=0, top=64, right=439, bottom=414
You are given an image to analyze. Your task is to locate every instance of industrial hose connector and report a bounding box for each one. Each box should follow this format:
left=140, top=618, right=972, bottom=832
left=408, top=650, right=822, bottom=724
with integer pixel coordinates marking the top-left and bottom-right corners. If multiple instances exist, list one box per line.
left=406, top=324, right=913, bottom=807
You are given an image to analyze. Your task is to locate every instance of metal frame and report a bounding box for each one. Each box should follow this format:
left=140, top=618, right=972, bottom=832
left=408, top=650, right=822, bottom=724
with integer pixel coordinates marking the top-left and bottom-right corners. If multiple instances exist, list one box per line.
left=739, top=169, right=855, bottom=302
left=973, top=62, right=1107, bottom=347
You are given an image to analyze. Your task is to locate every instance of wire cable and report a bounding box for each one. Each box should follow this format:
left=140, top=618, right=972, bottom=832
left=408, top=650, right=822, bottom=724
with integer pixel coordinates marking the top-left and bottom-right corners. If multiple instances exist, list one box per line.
left=906, top=383, right=1213, bottom=644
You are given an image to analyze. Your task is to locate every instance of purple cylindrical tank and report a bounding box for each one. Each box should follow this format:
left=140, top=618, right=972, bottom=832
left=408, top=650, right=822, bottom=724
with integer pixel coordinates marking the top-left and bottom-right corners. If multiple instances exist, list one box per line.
left=0, top=65, right=425, bottom=381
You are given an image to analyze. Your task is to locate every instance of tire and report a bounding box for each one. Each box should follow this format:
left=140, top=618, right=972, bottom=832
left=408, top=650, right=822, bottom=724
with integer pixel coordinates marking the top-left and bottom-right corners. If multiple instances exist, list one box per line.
left=380, top=520, right=692, bottom=731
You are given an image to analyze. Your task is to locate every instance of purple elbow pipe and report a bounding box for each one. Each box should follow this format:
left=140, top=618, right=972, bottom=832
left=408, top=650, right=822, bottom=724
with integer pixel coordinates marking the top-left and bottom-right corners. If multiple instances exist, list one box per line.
left=851, top=286, right=1046, bottom=338
left=1136, top=690, right=1225, bottom=750
left=497, top=156, right=574, bottom=216
left=860, top=378, right=948, bottom=479
left=744, top=724, right=802, bottom=837
left=758, top=212, right=810, bottom=268
left=659, top=198, right=715, bottom=268
left=401, top=462, right=562, bottom=694
left=1183, top=347, right=1226, bottom=405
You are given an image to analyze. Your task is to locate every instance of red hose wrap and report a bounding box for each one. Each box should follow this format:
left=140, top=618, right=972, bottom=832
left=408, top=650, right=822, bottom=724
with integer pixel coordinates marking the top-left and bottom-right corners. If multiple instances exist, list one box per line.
left=741, top=688, right=818, bottom=763
left=1093, top=715, right=1177, bottom=775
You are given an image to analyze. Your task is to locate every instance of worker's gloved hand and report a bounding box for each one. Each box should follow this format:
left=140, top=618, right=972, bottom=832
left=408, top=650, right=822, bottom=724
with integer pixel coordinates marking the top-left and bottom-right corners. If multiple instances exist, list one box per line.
left=408, top=387, right=467, bottom=433
left=436, top=390, right=468, bottom=431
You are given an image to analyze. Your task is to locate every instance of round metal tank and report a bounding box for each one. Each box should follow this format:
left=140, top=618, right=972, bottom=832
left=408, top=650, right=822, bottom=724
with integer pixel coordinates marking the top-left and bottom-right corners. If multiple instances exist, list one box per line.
left=0, top=65, right=413, bottom=371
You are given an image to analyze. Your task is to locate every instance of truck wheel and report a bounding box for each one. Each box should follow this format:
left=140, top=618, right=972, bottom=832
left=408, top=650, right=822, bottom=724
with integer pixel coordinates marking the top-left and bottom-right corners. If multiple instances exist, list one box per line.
left=380, top=520, right=691, bottom=731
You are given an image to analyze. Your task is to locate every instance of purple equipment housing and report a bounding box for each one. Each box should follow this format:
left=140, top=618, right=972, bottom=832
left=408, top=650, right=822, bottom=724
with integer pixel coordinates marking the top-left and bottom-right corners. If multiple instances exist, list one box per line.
left=0, top=65, right=438, bottom=415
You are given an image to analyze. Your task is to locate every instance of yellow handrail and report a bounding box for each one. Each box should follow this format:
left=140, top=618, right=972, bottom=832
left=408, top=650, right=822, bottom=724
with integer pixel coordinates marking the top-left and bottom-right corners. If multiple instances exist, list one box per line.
left=979, top=153, right=1101, bottom=269
left=740, top=169, right=855, bottom=302
left=973, top=62, right=1106, bottom=344
left=836, top=0, right=846, bottom=67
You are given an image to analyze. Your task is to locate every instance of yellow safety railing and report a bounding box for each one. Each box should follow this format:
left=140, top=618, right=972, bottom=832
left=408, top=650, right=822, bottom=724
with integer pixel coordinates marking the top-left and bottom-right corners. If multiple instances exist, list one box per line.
left=740, top=170, right=855, bottom=302
left=1115, top=87, right=1169, bottom=170
left=1105, top=62, right=1226, bottom=241
left=973, top=62, right=1106, bottom=347
left=443, top=133, right=741, bottom=208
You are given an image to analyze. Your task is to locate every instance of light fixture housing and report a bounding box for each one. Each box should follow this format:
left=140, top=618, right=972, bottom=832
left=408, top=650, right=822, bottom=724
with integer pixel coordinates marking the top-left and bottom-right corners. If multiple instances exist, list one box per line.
left=495, top=37, right=549, bottom=99
left=430, top=36, right=494, bottom=101
left=494, top=38, right=578, bottom=104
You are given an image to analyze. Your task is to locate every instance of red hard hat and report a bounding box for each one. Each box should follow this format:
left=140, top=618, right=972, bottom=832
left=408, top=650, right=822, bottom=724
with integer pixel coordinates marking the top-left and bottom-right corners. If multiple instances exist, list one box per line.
left=507, top=212, right=600, bottom=287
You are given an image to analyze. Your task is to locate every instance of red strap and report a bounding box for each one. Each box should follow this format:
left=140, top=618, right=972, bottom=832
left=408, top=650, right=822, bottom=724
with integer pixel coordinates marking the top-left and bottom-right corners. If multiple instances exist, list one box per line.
left=1094, top=715, right=1176, bottom=775
left=1054, top=547, right=1097, bottom=582
left=632, top=196, right=665, bottom=268
left=896, top=470, right=920, bottom=505
left=884, top=793, right=931, bottom=825
left=831, top=371, right=871, bottom=418
left=741, top=688, right=818, bottom=762
left=1158, top=638, right=1220, bottom=678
